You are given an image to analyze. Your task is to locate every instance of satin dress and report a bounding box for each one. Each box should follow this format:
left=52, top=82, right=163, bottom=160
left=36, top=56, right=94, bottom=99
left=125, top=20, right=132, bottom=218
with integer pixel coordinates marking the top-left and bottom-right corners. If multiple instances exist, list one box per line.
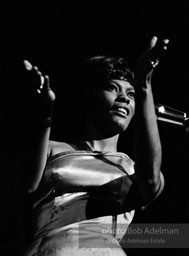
left=24, top=148, right=143, bottom=256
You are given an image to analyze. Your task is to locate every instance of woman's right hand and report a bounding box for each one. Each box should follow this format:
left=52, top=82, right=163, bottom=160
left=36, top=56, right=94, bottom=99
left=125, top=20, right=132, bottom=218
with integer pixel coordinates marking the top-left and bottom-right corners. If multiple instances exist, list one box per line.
left=134, top=36, right=169, bottom=87
left=17, top=61, right=56, bottom=192
left=22, top=60, right=56, bottom=124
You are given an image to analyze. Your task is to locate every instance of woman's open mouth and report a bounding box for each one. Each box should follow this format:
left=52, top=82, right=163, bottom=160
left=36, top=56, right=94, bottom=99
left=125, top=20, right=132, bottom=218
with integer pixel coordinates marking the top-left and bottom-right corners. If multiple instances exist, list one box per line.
left=111, top=106, right=130, bottom=117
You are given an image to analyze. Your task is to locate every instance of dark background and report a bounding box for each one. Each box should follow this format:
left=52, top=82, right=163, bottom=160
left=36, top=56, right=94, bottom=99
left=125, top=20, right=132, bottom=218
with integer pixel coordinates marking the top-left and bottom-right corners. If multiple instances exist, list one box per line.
left=0, top=1, right=189, bottom=255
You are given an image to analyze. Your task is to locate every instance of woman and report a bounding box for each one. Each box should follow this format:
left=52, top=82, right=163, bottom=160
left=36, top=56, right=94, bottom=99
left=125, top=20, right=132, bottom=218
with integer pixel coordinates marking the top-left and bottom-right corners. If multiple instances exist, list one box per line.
left=23, top=36, right=168, bottom=255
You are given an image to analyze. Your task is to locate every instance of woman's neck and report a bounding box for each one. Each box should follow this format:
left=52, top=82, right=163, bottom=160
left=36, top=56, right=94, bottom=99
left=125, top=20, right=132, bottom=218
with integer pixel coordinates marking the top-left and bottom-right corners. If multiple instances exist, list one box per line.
left=84, top=137, right=119, bottom=152
left=81, top=120, right=120, bottom=152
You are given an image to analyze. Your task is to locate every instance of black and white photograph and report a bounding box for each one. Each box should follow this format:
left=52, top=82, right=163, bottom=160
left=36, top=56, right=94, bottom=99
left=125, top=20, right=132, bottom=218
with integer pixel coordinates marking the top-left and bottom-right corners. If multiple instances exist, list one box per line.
left=0, top=1, right=189, bottom=256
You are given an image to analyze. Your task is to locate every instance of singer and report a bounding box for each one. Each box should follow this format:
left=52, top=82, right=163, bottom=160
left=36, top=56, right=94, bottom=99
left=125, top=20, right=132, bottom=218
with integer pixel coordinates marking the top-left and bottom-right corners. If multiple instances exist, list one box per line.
left=23, top=36, right=168, bottom=256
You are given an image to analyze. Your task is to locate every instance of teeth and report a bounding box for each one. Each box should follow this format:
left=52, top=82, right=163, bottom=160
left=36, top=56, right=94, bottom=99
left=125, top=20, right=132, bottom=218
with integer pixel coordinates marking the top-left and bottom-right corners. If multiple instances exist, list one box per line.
left=117, top=108, right=127, bottom=115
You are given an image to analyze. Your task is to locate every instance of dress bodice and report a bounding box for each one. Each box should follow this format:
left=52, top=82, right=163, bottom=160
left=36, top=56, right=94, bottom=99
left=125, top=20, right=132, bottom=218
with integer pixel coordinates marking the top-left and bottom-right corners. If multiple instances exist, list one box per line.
left=25, top=150, right=136, bottom=256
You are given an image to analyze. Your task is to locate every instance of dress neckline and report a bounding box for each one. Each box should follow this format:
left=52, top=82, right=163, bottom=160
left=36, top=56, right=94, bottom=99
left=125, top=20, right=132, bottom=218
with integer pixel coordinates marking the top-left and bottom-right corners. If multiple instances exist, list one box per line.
left=70, top=140, right=118, bottom=154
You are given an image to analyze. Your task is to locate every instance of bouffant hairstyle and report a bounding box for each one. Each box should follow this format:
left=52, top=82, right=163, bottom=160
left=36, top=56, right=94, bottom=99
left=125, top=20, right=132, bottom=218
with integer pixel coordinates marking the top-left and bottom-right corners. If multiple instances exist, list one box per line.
left=79, top=55, right=134, bottom=89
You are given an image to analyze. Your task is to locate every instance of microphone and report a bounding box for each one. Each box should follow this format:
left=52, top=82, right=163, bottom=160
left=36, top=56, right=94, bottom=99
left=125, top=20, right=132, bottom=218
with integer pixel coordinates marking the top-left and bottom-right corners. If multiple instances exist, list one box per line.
left=155, top=104, right=189, bottom=131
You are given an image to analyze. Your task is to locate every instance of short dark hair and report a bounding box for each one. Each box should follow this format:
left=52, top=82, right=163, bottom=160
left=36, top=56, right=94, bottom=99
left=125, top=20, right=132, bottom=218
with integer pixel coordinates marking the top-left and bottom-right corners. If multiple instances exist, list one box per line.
left=79, top=55, right=134, bottom=89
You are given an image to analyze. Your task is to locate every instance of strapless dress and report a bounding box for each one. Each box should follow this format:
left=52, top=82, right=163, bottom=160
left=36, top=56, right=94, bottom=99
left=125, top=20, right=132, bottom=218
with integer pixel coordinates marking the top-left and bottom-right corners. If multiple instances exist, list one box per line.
left=24, top=150, right=152, bottom=256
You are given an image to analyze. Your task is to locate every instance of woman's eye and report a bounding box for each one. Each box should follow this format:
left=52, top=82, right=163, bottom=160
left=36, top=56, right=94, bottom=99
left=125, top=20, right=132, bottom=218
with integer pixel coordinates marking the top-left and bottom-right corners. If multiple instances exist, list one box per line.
left=128, top=91, right=135, bottom=99
left=106, top=85, right=118, bottom=92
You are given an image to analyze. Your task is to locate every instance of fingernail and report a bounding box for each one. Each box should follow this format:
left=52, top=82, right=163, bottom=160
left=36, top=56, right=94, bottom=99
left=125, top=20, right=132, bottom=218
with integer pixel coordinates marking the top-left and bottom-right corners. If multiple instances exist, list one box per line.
left=152, top=36, right=158, bottom=42
left=151, top=36, right=158, bottom=47
left=164, top=39, right=169, bottom=44
left=23, top=60, right=33, bottom=70
left=40, top=76, right=45, bottom=86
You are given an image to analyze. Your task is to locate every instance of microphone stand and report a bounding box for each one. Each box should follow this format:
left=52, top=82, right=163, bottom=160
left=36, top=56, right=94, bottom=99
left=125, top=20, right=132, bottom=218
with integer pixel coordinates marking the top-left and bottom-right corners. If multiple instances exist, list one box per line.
left=155, top=104, right=189, bottom=133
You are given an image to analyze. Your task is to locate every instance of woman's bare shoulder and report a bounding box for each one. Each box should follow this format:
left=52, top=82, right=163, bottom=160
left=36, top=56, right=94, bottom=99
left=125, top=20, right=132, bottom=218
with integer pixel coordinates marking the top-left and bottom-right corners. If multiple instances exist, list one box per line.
left=48, top=140, right=76, bottom=157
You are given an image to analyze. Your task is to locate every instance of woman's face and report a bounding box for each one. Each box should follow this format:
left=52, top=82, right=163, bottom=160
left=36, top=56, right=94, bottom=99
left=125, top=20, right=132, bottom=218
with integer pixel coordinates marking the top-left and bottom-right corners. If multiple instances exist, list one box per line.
left=87, top=79, right=135, bottom=136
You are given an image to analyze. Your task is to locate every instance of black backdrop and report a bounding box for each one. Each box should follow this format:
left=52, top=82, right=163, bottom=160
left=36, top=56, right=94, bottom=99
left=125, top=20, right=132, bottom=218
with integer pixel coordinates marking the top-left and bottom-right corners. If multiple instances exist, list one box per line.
left=0, top=1, right=189, bottom=255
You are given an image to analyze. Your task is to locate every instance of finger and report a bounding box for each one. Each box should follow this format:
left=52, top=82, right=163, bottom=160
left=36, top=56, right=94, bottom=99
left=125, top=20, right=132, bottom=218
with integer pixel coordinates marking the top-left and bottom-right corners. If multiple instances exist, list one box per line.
left=149, top=36, right=158, bottom=50
left=23, top=60, right=33, bottom=70
left=163, top=39, right=169, bottom=44
left=32, top=66, right=45, bottom=92
left=34, top=69, right=44, bottom=89
left=143, top=36, right=158, bottom=53
left=33, top=66, right=39, bottom=71
left=23, top=60, right=44, bottom=92
left=36, top=74, right=45, bottom=94
left=149, top=38, right=169, bottom=63
left=162, top=39, right=169, bottom=50
left=137, top=36, right=158, bottom=64
left=43, top=75, right=50, bottom=91
left=43, top=75, right=56, bottom=101
left=40, top=76, right=45, bottom=88
left=39, top=75, right=50, bottom=93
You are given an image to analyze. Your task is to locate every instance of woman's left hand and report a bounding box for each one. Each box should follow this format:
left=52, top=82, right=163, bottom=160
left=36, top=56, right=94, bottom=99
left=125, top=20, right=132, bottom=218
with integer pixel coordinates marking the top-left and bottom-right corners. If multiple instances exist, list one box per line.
left=134, top=36, right=169, bottom=85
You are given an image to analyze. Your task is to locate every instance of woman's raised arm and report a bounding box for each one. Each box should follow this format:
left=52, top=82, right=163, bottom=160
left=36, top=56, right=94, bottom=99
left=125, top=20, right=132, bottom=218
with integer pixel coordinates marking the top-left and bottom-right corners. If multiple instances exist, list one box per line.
left=133, top=36, right=169, bottom=203
left=21, top=60, right=55, bottom=193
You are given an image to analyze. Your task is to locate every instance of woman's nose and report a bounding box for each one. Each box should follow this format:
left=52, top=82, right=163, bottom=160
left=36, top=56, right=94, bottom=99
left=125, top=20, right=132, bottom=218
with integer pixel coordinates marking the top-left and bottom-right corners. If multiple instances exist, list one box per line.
left=117, top=93, right=130, bottom=105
